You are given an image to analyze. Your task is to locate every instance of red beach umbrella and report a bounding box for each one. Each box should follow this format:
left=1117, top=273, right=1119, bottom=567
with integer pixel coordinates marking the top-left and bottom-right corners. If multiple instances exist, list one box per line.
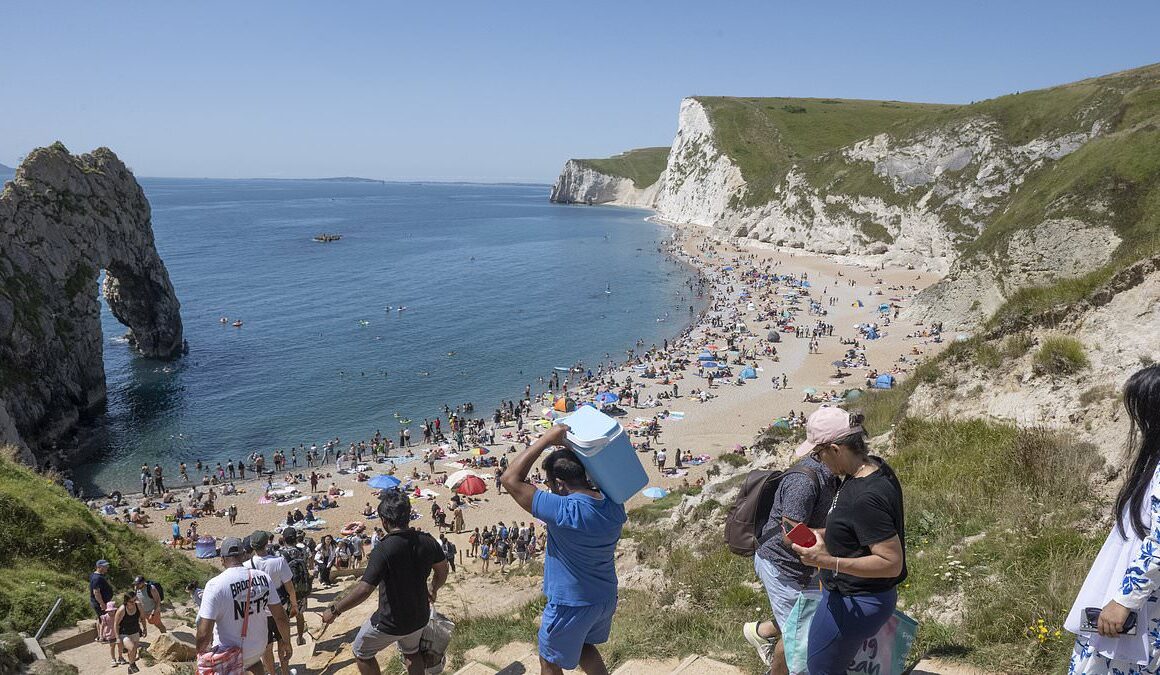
left=455, top=475, right=487, bottom=496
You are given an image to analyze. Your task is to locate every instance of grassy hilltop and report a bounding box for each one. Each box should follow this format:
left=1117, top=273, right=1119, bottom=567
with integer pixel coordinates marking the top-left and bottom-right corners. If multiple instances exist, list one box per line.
left=0, top=449, right=212, bottom=635
left=574, top=147, right=670, bottom=189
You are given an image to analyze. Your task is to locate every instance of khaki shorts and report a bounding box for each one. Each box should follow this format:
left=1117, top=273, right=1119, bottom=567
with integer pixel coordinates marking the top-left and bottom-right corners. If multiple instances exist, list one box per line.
left=351, top=619, right=423, bottom=661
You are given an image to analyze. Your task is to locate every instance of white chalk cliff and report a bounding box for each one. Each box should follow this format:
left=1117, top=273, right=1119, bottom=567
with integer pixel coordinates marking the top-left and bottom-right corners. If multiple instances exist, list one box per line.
left=551, top=63, right=1160, bottom=331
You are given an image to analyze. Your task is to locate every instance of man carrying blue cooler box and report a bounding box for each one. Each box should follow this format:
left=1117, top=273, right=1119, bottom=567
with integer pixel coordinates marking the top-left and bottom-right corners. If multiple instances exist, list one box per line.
left=500, top=424, right=627, bottom=675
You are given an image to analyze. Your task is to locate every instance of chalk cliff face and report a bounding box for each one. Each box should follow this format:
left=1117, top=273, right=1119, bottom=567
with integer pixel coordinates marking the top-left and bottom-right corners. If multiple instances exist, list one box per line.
left=551, top=63, right=1160, bottom=331
left=0, top=143, right=183, bottom=465
left=549, top=160, right=659, bottom=207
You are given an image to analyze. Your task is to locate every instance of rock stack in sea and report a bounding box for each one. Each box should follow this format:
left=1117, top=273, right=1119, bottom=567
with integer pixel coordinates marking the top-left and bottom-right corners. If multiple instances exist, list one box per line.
left=0, top=142, right=184, bottom=465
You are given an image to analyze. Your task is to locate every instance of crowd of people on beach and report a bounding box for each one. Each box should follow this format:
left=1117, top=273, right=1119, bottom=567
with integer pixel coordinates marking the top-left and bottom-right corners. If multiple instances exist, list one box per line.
left=49, top=228, right=1011, bottom=675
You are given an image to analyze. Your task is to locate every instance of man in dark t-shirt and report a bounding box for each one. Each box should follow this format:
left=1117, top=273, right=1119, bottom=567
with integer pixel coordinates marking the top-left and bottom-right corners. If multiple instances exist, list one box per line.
left=89, top=559, right=113, bottom=618
left=321, top=491, right=448, bottom=675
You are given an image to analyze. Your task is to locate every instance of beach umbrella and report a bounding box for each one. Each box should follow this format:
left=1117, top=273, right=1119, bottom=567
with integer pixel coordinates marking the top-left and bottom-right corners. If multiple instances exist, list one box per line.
left=802, top=387, right=817, bottom=395
left=701, top=361, right=719, bottom=369
left=368, top=474, right=401, bottom=490
left=705, top=345, right=720, bottom=351
left=596, top=392, right=619, bottom=404
left=455, top=475, right=487, bottom=496
left=553, top=397, right=577, bottom=413
left=642, top=487, right=669, bottom=499
left=444, top=469, right=476, bottom=489
left=843, top=389, right=865, bottom=401
left=697, top=353, right=715, bottom=361
left=470, top=447, right=489, bottom=456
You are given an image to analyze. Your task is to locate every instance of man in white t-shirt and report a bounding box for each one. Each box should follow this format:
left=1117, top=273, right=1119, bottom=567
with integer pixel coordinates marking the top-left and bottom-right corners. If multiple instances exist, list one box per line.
left=196, top=537, right=291, bottom=673
left=243, top=531, right=298, bottom=675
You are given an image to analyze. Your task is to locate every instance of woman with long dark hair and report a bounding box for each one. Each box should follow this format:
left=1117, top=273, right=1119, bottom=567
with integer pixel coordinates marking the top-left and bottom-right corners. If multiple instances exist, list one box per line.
left=1068, top=365, right=1160, bottom=672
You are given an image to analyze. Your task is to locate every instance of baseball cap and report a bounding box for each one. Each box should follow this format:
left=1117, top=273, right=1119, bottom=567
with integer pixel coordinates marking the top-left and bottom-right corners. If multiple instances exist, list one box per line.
left=220, top=537, right=246, bottom=558
left=795, top=406, right=864, bottom=457
left=249, top=530, right=271, bottom=549
left=133, top=575, right=145, bottom=584
left=96, top=559, right=110, bottom=568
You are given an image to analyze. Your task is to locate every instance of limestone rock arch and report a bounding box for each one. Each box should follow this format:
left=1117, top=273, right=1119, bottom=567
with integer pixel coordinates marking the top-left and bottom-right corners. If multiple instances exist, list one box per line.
left=0, top=143, right=183, bottom=464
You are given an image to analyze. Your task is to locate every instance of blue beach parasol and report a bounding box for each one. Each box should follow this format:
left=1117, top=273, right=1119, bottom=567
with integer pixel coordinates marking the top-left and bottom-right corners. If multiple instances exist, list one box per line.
left=642, top=487, right=669, bottom=499
left=368, top=475, right=402, bottom=490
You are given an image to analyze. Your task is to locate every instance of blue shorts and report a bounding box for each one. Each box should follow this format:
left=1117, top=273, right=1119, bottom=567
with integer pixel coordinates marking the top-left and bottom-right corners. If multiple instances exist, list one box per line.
left=538, top=600, right=617, bottom=669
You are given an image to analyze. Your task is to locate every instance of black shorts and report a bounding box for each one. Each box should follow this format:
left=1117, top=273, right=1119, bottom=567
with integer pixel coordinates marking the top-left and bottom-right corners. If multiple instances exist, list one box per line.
left=267, top=616, right=283, bottom=643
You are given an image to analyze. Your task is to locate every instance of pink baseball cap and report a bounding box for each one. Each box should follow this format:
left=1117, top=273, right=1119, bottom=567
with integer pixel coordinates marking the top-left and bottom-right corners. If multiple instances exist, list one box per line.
left=795, top=406, right=864, bottom=457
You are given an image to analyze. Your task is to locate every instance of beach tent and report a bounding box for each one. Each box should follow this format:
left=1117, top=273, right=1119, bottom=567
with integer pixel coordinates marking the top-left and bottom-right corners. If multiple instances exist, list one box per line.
left=455, top=475, right=488, bottom=496
left=772, top=418, right=791, bottom=429
left=698, top=353, right=715, bottom=361
left=740, top=367, right=758, bottom=379
left=768, top=331, right=781, bottom=343
left=595, top=392, right=619, bottom=405
left=368, top=474, right=401, bottom=490
left=195, top=537, right=218, bottom=559
left=866, top=328, right=880, bottom=340
left=642, top=487, right=669, bottom=499
left=878, top=303, right=891, bottom=313
left=553, top=397, right=577, bottom=412
left=444, top=469, right=477, bottom=489
left=874, top=374, right=895, bottom=389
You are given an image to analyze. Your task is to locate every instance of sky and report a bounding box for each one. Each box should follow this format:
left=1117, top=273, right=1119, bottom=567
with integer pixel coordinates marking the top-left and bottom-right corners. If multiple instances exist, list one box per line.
left=2, top=1, right=1158, bottom=182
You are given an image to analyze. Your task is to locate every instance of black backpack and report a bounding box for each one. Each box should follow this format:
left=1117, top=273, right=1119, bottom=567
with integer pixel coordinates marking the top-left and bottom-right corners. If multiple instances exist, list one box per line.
left=148, top=581, right=165, bottom=602
left=724, top=463, right=819, bottom=556
left=280, top=546, right=313, bottom=599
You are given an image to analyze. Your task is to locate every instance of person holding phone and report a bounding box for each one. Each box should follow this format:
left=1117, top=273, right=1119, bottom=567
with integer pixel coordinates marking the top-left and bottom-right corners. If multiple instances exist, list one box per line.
left=743, top=429, right=836, bottom=674
left=789, top=406, right=907, bottom=675
left=1067, top=365, right=1160, bottom=672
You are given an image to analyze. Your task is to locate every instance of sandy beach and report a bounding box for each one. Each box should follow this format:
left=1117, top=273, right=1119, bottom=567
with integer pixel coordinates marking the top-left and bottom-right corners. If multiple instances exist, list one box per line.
left=102, top=219, right=943, bottom=582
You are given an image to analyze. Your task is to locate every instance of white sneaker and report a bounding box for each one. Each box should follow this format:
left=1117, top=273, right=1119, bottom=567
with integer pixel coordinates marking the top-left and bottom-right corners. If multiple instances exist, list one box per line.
left=743, top=621, right=776, bottom=667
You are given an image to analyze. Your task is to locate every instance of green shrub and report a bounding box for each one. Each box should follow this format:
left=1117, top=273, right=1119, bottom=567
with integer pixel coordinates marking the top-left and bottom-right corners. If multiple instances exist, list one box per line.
left=1033, top=335, right=1089, bottom=375
left=717, top=453, right=748, bottom=468
left=1002, top=333, right=1035, bottom=359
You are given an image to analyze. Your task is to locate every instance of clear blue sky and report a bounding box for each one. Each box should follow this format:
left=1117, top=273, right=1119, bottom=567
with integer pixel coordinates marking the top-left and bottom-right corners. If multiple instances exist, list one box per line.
left=2, top=1, right=1157, bottom=182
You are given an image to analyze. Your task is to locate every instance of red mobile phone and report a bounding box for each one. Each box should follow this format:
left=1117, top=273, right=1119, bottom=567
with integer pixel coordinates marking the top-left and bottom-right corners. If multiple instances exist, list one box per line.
left=786, top=523, right=817, bottom=548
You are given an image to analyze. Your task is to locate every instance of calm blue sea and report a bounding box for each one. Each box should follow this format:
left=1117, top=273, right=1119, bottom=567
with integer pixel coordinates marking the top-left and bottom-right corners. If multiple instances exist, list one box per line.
left=75, top=180, right=700, bottom=492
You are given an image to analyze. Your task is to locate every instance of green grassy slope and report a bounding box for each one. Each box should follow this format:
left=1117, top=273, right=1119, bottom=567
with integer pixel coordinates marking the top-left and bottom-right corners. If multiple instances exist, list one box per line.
left=574, top=147, right=670, bottom=188
left=694, top=96, right=953, bottom=207
left=0, top=449, right=213, bottom=634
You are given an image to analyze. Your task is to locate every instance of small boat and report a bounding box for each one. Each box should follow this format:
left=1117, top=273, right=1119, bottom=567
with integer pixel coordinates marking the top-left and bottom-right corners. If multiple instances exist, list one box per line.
left=604, top=283, right=612, bottom=295
left=313, top=233, right=342, bottom=243
left=232, top=320, right=243, bottom=328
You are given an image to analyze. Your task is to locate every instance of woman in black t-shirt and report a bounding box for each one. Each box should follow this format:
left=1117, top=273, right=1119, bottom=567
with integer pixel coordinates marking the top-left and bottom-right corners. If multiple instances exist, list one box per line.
left=789, top=407, right=906, bottom=675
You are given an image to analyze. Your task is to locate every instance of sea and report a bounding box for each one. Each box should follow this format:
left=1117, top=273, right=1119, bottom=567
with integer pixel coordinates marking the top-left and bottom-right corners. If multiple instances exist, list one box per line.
left=74, top=179, right=703, bottom=493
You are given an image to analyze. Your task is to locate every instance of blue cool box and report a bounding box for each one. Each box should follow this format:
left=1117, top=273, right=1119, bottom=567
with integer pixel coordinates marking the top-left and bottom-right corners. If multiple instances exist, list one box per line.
left=557, top=406, right=648, bottom=503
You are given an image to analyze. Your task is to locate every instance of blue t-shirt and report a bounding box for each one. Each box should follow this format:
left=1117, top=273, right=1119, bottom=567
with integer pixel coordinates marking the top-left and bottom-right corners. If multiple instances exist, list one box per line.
left=532, top=490, right=626, bottom=606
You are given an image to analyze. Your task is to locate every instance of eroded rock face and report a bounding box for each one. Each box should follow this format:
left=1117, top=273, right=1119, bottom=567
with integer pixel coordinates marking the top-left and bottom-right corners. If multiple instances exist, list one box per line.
left=0, top=143, right=183, bottom=464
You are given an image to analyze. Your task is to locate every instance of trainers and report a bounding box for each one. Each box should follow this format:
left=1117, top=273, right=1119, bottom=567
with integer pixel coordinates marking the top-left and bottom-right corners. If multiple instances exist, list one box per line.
left=111, top=660, right=120, bottom=667
left=743, top=621, right=776, bottom=667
